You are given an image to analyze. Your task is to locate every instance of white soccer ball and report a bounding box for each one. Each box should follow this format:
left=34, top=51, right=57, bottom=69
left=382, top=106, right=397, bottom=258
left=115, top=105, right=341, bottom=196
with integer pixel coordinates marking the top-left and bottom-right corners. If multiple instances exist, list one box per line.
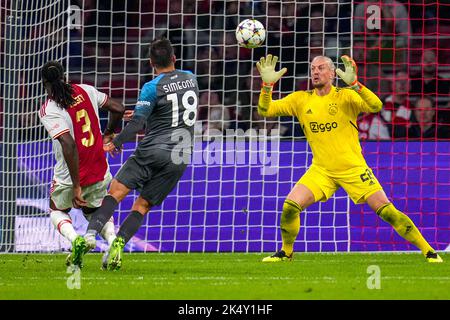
left=235, top=19, right=266, bottom=49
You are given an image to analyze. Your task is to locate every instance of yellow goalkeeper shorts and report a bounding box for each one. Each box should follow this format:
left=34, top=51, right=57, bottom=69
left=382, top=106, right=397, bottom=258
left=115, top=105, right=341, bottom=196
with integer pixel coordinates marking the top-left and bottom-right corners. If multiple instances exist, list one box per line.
left=297, top=164, right=383, bottom=204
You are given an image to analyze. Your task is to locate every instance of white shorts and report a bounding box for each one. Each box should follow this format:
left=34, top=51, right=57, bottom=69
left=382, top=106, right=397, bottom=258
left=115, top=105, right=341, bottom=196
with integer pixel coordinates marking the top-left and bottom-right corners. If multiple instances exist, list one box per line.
left=50, top=172, right=112, bottom=210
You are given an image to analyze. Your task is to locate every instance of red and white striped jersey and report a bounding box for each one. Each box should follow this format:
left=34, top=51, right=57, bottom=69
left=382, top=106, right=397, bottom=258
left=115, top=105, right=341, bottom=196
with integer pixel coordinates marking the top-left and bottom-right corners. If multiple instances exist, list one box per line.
left=39, top=84, right=109, bottom=187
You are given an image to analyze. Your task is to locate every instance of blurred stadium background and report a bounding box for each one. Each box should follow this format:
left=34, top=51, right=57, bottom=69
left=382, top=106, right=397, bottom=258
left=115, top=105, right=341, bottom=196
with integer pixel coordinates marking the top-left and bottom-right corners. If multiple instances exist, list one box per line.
left=0, top=0, right=449, bottom=254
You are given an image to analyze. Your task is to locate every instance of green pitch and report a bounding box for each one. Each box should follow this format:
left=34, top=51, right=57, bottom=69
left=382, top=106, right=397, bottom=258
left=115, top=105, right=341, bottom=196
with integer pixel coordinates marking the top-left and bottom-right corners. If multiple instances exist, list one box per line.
left=0, top=252, right=449, bottom=300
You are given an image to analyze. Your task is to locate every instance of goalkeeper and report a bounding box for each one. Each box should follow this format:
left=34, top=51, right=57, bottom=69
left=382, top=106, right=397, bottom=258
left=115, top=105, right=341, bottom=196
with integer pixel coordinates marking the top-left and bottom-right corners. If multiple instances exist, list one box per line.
left=257, top=54, right=442, bottom=263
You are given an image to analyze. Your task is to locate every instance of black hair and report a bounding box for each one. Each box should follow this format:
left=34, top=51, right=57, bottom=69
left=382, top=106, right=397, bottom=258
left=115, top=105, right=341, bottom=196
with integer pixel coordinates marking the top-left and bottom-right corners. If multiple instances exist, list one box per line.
left=41, top=61, right=75, bottom=109
left=149, top=38, right=174, bottom=69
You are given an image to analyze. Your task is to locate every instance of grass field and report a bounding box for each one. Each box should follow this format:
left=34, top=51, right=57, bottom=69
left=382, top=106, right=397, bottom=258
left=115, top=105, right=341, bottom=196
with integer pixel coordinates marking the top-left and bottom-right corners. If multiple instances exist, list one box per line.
left=0, top=252, right=449, bottom=300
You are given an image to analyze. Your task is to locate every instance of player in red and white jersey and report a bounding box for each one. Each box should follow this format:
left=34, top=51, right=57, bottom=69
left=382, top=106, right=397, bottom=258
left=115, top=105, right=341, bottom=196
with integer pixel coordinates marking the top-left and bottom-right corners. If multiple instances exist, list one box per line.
left=38, top=61, right=124, bottom=268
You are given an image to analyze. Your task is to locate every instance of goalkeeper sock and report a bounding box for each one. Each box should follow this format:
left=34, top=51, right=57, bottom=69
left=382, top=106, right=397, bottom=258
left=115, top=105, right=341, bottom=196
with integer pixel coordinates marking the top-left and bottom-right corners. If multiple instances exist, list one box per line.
left=50, top=210, right=78, bottom=242
left=377, top=203, right=435, bottom=255
left=280, top=199, right=302, bottom=256
left=86, top=195, right=118, bottom=236
left=117, top=211, right=144, bottom=244
left=100, top=217, right=116, bottom=246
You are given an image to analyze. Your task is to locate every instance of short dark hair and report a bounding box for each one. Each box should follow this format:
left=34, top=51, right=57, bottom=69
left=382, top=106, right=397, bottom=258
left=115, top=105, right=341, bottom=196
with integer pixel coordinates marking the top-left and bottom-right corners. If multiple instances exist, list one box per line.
left=149, top=38, right=174, bottom=68
left=41, top=61, right=75, bottom=109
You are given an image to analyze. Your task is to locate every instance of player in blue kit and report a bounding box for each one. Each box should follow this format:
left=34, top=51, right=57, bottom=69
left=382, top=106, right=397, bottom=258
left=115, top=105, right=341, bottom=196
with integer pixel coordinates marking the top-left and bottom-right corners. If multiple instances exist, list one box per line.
left=83, top=38, right=199, bottom=270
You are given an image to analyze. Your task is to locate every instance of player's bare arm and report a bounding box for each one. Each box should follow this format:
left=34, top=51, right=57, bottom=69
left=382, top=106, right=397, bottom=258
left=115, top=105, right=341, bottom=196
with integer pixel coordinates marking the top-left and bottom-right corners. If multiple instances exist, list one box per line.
left=101, top=98, right=125, bottom=154
left=102, top=97, right=125, bottom=136
left=57, top=132, right=87, bottom=209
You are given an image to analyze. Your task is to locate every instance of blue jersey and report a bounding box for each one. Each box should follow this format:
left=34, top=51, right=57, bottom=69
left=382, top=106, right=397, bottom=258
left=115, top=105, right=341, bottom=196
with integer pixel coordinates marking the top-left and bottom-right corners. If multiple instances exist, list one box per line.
left=115, top=69, right=199, bottom=158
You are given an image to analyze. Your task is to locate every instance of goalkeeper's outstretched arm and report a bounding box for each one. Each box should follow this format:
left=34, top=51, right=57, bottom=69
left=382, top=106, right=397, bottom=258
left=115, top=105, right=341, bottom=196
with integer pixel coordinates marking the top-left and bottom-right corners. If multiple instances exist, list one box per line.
left=258, top=83, right=276, bottom=117
left=256, top=54, right=288, bottom=117
left=336, top=55, right=383, bottom=113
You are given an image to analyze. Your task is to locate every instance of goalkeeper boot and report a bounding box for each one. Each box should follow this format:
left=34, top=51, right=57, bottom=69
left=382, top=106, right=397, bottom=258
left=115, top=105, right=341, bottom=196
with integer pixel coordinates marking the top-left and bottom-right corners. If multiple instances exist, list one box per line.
left=426, top=251, right=443, bottom=263
left=107, top=236, right=125, bottom=271
left=262, top=250, right=293, bottom=262
left=71, top=236, right=87, bottom=268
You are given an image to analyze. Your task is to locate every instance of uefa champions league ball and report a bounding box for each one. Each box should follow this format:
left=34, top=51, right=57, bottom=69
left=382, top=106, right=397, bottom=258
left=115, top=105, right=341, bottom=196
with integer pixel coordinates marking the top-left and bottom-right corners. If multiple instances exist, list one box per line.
left=235, top=19, right=266, bottom=49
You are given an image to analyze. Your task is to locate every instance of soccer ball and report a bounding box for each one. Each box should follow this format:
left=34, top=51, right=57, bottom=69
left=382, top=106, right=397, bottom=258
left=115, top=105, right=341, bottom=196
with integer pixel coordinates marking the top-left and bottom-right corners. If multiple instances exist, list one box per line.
left=235, top=19, right=266, bottom=49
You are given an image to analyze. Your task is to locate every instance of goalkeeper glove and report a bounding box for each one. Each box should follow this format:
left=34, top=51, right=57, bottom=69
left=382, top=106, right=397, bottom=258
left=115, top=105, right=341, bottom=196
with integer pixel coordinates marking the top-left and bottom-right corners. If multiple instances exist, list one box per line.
left=336, top=55, right=362, bottom=92
left=256, top=54, right=287, bottom=89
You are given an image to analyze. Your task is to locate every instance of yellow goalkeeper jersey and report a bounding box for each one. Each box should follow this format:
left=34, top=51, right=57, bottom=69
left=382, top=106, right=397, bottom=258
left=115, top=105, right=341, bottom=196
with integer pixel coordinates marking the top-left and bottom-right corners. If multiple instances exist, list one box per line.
left=259, top=85, right=383, bottom=173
